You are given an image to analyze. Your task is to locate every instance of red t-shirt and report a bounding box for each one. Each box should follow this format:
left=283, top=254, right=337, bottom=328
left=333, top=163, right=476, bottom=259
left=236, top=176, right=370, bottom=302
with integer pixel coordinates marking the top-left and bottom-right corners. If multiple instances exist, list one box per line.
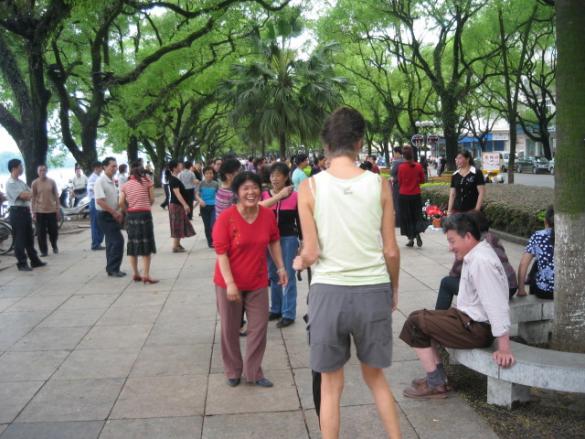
left=213, top=205, right=280, bottom=290
left=397, top=162, right=425, bottom=195
left=121, top=176, right=153, bottom=212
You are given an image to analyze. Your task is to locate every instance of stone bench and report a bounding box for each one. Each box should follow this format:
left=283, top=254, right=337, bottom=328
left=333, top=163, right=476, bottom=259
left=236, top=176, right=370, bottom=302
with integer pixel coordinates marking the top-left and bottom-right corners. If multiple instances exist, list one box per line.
left=509, top=295, right=554, bottom=344
left=447, top=342, right=585, bottom=408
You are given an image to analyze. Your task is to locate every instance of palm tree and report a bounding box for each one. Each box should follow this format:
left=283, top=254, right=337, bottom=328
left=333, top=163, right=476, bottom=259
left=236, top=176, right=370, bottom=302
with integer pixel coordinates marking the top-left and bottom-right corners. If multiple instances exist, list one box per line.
left=221, top=41, right=346, bottom=159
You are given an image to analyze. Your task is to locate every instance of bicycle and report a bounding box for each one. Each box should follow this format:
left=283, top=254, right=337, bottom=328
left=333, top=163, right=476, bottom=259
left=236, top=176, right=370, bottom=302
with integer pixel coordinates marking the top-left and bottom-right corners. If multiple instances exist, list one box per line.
left=0, top=202, right=14, bottom=255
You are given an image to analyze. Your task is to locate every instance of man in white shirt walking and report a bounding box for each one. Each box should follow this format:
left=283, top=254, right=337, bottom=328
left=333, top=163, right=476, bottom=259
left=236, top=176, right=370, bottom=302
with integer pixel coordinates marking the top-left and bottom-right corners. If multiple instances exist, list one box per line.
left=400, top=212, right=515, bottom=399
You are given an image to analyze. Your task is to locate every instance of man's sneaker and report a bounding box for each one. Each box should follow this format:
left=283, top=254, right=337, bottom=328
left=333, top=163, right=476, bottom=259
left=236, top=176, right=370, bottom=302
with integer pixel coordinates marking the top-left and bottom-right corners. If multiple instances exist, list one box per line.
left=411, top=376, right=452, bottom=391
left=276, top=318, right=295, bottom=328
left=53, top=246, right=59, bottom=254
left=403, top=382, right=451, bottom=400
left=40, top=252, right=48, bottom=257
left=416, top=234, right=423, bottom=247
left=107, top=271, right=127, bottom=278
left=18, top=265, right=33, bottom=272
left=268, top=313, right=282, bottom=321
left=92, top=246, right=105, bottom=251
left=31, top=261, right=47, bottom=268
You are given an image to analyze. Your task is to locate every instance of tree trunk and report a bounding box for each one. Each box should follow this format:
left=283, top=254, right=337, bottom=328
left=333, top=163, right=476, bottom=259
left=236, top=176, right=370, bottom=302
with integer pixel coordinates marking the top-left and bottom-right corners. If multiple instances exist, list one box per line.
left=25, top=42, right=51, bottom=183
left=551, top=0, right=585, bottom=353
left=128, top=135, right=139, bottom=163
left=279, top=131, right=286, bottom=160
left=507, top=118, right=518, bottom=184
left=441, top=98, right=460, bottom=171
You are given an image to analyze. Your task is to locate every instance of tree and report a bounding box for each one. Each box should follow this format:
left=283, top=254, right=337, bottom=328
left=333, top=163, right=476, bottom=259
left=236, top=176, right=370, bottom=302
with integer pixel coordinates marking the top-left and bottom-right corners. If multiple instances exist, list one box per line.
left=220, top=19, right=346, bottom=159
left=379, top=0, right=500, bottom=170
left=551, top=0, right=585, bottom=354
left=0, top=0, right=71, bottom=183
left=47, top=0, right=289, bottom=173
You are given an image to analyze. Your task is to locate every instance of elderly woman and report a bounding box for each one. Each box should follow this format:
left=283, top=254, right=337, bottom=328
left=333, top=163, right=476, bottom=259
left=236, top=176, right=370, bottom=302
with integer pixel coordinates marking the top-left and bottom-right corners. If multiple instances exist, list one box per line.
left=119, top=161, right=158, bottom=284
left=212, top=171, right=287, bottom=388
left=293, top=107, right=401, bottom=439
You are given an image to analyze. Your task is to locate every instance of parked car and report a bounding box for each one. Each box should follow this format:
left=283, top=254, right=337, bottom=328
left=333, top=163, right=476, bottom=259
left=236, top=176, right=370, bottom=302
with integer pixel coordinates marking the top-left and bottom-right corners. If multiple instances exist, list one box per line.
left=515, top=156, right=550, bottom=174
left=548, top=158, right=555, bottom=174
left=500, top=152, right=518, bottom=172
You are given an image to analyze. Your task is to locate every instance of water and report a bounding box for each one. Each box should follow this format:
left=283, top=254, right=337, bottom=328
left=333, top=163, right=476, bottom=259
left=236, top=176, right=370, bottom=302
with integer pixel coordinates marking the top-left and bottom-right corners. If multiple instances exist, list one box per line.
left=0, top=167, right=75, bottom=193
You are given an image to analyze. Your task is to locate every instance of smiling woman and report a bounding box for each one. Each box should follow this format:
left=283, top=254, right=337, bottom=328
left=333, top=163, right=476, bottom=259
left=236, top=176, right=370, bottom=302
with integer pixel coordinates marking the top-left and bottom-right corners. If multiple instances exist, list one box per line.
left=212, top=171, right=287, bottom=388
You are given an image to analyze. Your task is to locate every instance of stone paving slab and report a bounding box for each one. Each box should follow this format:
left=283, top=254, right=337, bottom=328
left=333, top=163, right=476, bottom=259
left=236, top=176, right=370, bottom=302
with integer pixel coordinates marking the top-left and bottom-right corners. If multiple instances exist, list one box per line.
left=15, top=378, right=124, bottom=422
left=0, top=421, right=104, bottom=439
left=0, top=350, right=69, bottom=382
left=110, top=374, right=207, bottom=419
left=100, top=417, right=203, bottom=439
left=0, top=191, right=528, bottom=438
left=202, top=411, right=309, bottom=439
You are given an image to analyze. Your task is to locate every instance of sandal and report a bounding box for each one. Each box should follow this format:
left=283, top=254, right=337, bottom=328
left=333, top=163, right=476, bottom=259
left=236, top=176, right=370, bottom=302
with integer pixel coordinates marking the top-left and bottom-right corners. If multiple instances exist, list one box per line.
left=143, top=277, right=159, bottom=285
left=132, top=275, right=142, bottom=282
left=172, top=247, right=185, bottom=253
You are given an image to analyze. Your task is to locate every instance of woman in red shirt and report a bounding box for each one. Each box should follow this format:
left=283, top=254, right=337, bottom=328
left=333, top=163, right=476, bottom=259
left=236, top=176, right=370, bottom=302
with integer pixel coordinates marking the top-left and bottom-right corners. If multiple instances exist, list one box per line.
left=212, top=171, right=287, bottom=388
left=397, top=146, right=426, bottom=247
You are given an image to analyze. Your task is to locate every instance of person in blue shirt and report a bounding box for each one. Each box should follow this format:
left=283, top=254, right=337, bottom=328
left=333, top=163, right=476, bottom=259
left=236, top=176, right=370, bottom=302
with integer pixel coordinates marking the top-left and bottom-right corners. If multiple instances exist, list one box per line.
left=291, top=153, right=309, bottom=191
left=517, top=206, right=555, bottom=300
left=196, top=166, right=220, bottom=248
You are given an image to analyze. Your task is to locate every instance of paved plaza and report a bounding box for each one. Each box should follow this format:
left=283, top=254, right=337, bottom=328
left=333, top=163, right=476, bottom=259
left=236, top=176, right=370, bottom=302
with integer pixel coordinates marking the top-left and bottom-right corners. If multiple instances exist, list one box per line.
left=0, top=194, right=526, bottom=438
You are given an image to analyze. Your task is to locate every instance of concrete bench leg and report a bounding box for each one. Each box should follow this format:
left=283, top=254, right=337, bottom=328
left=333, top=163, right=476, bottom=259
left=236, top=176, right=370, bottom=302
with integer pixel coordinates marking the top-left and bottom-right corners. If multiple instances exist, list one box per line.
left=487, top=377, right=530, bottom=408
left=518, top=321, right=552, bottom=344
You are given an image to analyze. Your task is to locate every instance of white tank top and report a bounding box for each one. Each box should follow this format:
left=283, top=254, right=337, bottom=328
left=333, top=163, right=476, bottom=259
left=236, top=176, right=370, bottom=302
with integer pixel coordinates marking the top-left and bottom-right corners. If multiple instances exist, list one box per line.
left=310, top=170, right=390, bottom=286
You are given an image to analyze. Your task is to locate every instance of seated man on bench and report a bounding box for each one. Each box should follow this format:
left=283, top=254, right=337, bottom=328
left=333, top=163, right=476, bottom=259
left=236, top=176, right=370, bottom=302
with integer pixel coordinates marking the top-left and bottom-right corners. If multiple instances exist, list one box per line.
left=400, top=212, right=515, bottom=399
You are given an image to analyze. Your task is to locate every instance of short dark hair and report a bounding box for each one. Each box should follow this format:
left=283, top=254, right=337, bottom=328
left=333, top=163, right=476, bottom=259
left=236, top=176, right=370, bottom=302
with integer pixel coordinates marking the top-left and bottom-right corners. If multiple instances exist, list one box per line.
left=295, top=154, right=308, bottom=166
left=167, top=159, right=180, bottom=172
left=441, top=213, right=481, bottom=241
left=183, top=160, right=192, bottom=169
left=118, top=164, right=127, bottom=173
left=8, top=158, right=21, bottom=172
left=270, top=161, right=290, bottom=178
left=92, top=161, right=103, bottom=169
left=320, top=107, right=365, bottom=157
left=402, top=146, right=414, bottom=161
left=102, top=156, right=116, bottom=167
left=37, top=163, right=47, bottom=169
left=360, top=161, right=373, bottom=171
left=219, top=158, right=241, bottom=182
left=202, top=165, right=214, bottom=174
left=231, top=171, right=262, bottom=195
left=316, top=154, right=325, bottom=162
left=393, top=147, right=402, bottom=155
left=466, top=210, right=490, bottom=233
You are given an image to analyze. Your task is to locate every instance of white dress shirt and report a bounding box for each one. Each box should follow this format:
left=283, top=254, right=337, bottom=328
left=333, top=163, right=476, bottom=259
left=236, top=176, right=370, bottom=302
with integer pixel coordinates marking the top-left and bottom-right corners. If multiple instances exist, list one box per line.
left=456, top=240, right=511, bottom=337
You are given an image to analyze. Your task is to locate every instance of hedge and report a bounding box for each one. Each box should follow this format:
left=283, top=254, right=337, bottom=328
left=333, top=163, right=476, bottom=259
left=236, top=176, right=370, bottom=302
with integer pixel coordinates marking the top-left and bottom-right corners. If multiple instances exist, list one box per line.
left=421, top=183, right=553, bottom=238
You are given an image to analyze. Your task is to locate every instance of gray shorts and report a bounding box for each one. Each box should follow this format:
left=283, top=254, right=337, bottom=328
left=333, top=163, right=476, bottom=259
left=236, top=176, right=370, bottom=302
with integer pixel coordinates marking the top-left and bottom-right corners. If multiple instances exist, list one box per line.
left=308, top=283, right=393, bottom=372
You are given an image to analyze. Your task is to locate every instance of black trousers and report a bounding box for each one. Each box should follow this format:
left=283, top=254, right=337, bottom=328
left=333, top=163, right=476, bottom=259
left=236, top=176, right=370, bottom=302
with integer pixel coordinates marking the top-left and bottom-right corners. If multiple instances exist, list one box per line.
left=200, top=205, right=215, bottom=246
left=9, top=207, right=41, bottom=268
left=185, top=188, right=195, bottom=220
left=97, top=211, right=124, bottom=273
left=36, top=212, right=58, bottom=254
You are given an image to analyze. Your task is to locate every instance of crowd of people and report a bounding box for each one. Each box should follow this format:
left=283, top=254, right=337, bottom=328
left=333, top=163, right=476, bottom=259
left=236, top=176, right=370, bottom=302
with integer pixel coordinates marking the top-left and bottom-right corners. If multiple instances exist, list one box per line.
left=1, top=107, right=558, bottom=439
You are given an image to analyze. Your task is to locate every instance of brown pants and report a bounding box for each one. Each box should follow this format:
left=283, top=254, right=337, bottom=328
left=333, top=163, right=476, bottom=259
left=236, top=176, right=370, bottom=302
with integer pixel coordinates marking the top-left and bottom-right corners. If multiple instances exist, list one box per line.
left=399, top=308, right=494, bottom=349
left=215, top=286, right=269, bottom=381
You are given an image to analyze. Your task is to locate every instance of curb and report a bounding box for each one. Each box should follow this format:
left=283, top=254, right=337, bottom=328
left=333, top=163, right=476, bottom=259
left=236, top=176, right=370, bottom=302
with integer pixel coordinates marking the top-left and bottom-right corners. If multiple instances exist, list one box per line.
left=491, top=229, right=528, bottom=246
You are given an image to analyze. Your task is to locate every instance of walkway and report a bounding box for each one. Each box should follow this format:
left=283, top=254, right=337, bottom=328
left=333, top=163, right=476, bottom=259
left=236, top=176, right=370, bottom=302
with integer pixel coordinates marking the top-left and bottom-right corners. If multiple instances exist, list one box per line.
left=0, top=193, right=525, bottom=438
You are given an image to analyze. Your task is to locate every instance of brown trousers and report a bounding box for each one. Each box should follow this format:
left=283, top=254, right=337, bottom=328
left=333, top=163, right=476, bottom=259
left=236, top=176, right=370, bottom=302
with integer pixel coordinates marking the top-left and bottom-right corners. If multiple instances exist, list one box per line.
left=216, top=286, right=269, bottom=381
left=399, top=308, right=494, bottom=349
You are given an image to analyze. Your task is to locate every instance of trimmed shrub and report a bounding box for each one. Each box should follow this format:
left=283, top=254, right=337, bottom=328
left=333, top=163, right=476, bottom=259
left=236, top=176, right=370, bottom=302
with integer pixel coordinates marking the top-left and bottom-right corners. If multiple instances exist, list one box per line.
left=421, top=184, right=553, bottom=238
